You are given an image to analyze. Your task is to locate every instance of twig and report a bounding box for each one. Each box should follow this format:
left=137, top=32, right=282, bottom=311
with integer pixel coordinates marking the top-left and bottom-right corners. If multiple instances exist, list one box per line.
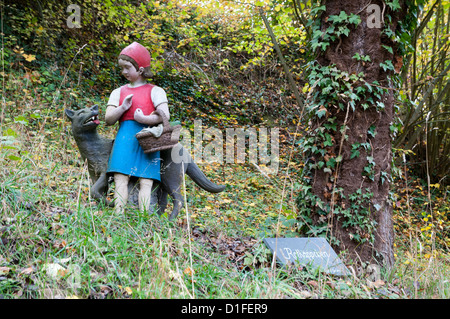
left=35, top=43, right=87, bottom=151
left=0, top=2, right=5, bottom=136
left=327, top=101, right=351, bottom=240
left=259, top=8, right=305, bottom=112
left=182, top=162, right=195, bottom=299
left=165, top=50, right=212, bottom=87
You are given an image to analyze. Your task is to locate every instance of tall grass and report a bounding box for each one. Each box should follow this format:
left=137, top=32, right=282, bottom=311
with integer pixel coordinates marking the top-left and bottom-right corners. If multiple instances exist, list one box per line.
left=0, top=12, right=448, bottom=297
left=1, top=122, right=448, bottom=299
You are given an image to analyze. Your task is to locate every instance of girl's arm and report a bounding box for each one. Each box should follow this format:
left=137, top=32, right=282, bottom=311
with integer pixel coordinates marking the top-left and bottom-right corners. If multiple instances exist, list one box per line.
left=134, top=102, right=170, bottom=126
left=105, top=94, right=133, bottom=125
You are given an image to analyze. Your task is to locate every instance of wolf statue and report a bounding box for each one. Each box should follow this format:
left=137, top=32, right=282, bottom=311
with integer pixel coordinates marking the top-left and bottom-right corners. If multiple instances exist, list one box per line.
left=65, top=104, right=225, bottom=220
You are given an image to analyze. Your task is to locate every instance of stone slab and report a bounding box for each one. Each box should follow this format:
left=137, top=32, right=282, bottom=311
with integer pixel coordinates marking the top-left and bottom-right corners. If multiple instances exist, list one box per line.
left=264, top=237, right=350, bottom=276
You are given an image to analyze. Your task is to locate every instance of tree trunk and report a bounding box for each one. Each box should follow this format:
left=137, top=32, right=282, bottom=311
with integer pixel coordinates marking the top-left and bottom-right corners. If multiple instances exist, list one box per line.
left=298, top=0, right=408, bottom=267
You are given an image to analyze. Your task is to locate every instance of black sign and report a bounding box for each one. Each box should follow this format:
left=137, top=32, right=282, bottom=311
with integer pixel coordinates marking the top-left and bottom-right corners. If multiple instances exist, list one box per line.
left=264, top=237, right=350, bottom=276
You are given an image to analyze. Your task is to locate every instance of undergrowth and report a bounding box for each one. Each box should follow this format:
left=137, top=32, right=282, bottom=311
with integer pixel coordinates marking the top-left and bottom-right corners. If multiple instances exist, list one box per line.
left=1, top=11, right=449, bottom=298
left=0, top=86, right=448, bottom=298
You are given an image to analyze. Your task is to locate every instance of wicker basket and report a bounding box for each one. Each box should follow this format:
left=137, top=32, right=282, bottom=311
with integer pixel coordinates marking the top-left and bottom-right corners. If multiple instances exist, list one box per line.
left=135, top=108, right=181, bottom=154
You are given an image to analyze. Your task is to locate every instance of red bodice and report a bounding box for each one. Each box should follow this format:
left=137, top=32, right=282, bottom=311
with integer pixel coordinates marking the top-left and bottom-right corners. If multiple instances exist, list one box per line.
left=119, top=83, right=155, bottom=122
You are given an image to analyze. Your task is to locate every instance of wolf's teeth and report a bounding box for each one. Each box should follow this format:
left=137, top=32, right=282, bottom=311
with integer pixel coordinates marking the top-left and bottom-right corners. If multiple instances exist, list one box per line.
left=84, top=115, right=98, bottom=124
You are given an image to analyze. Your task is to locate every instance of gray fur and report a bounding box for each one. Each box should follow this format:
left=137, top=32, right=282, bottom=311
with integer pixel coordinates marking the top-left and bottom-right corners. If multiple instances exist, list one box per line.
left=65, top=104, right=225, bottom=220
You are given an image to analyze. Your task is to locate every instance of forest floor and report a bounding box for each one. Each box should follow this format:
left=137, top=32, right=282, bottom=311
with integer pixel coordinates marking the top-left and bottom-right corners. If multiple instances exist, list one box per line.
left=0, top=96, right=448, bottom=299
left=0, top=60, right=448, bottom=299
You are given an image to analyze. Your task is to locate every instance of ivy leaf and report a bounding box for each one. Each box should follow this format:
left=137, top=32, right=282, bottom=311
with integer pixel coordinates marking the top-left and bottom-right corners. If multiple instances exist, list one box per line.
left=320, top=42, right=330, bottom=51
left=326, top=157, right=336, bottom=168
left=376, top=101, right=385, bottom=109
left=386, top=0, right=401, bottom=11
left=316, top=105, right=327, bottom=118
left=382, top=44, right=394, bottom=54
left=356, top=86, right=366, bottom=95
left=337, top=11, right=349, bottom=22
left=348, top=14, right=361, bottom=25
left=323, top=134, right=333, bottom=147
left=380, top=60, right=394, bottom=71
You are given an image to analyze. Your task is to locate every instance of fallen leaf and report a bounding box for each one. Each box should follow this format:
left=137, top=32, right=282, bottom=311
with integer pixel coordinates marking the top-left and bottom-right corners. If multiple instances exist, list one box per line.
left=183, top=267, right=194, bottom=276
left=45, top=263, right=66, bottom=280
left=0, top=266, right=11, bottom=275
left=326, top=281, right=335, bottom=289
left=20, top=266, right=34, bottom=275
left=53, top=240, right=67, bottom=249
left=299, top=290, right=312, bottom=298
left=367, top=279, right=385, bottom=289
left=307, top=280, right=319, bottom=288
left=58, top=257, right=72, bottom=264
left=124, top=287, right=133, bottom=295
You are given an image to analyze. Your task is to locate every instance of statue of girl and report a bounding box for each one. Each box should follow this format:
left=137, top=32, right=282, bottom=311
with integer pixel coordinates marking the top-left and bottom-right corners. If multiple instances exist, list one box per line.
left=105, top=42, right=170, bottom=214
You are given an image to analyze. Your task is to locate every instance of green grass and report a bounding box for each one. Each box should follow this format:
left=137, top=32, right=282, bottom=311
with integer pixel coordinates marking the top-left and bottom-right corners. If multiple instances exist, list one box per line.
left=0, top=71, right=448, bottom=299
left=1, top=136, right=449, bottom=299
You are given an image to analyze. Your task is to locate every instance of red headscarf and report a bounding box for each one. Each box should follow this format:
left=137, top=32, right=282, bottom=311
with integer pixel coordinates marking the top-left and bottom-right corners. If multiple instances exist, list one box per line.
left=119, top=42, right=151, bottom=69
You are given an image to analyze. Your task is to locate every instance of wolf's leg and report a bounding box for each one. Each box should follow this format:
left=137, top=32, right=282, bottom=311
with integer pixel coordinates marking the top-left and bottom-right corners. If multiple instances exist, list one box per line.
left=92, top=173, right=112, bottom=206
left=139, top=178, right=153, bottom=214
left=114, top=173, right=129, bottom=214
left=168, top=185, right=184, bottom=221
left=157, top=188, right=169, bottom=216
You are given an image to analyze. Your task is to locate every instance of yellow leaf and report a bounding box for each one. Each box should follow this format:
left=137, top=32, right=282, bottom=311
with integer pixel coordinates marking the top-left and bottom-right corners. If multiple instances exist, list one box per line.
left=23, top=54, right=36, bottom=62
left=184, top=267, right=194, bottom=276
left=125, top=287, right=133, bottom=295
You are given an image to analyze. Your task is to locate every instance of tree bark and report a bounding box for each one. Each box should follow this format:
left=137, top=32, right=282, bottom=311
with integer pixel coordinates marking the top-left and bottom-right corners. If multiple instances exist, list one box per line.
left=302, top=0, right=408, bottom=266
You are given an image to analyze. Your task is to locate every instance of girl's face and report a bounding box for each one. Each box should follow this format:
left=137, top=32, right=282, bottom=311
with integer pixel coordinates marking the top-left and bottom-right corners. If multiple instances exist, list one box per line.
left=119, top=59, right=143, bottom=84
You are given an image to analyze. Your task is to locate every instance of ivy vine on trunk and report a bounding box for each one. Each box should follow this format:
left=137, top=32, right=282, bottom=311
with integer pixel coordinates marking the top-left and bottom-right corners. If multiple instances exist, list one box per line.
left=296, top=0, right=414, bottom=267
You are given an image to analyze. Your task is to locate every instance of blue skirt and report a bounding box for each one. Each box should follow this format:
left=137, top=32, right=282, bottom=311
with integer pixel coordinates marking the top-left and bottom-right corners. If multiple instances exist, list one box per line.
left=107, top=120, right=161, bottom=181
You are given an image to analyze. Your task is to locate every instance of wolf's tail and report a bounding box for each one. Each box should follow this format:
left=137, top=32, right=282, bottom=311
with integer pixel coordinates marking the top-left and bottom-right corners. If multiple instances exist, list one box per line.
left=186, top=162, right=226, bottom=193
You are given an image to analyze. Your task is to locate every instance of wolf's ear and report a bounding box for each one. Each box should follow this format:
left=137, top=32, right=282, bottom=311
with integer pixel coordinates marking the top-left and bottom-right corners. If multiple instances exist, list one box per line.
left=65, top=109, right=75, bottom=120
left=90, top=104, right=99, bottom=112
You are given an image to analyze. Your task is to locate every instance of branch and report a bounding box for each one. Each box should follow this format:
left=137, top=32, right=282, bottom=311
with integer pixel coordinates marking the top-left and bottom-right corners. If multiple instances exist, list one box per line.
left=259, top=8, right=305, bottom=112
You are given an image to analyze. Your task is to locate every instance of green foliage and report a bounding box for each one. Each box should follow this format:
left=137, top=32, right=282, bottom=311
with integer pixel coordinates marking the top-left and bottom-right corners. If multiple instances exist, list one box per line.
left=310, top=10, right=361, bottom=52
left=293, top=0, right=416, bottom=250
left=395, top=0, right=450, bottom=184
left=1, top=0, right=448, bottom=300
left=1, top=0, right=306, bottom=130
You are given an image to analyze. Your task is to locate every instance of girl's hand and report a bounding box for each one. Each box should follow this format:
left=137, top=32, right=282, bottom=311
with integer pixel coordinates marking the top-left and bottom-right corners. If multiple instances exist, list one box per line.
left=121, top=94, right=133, bottom=111
left=134, top=108, right=147, bottom=123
